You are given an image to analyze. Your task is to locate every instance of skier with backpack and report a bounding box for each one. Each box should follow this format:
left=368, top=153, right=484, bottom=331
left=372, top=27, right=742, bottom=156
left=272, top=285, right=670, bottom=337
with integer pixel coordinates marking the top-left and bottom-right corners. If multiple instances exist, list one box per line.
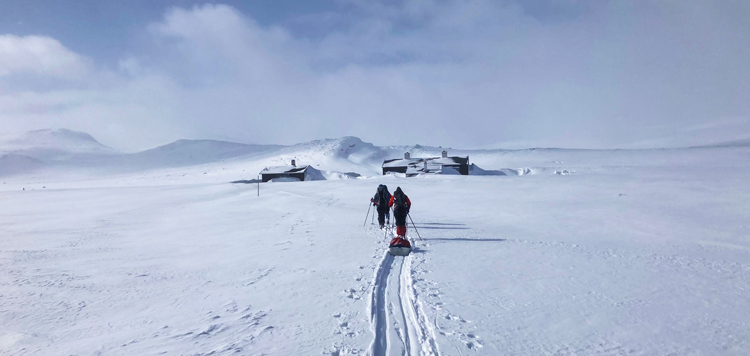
left=389, top=187, right=412, bottom=238
left=388, top=186, right=412, bottom=256
left=370, top=184, right=392, bottom=229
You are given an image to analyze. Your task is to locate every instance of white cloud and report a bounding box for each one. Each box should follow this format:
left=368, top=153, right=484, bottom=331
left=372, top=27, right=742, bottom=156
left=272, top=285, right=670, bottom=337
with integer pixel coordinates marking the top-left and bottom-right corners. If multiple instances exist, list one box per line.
left=0, top=35, right=90, bottom=78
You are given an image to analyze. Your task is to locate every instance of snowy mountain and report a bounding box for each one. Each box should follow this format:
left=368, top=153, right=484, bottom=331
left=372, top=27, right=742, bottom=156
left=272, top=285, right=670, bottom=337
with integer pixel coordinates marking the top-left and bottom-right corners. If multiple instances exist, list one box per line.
left=0, top=129, right=118, bottom=177
left=0, top=130, right=455, bottom=180
left=121, top=139, right=282, bottom=168
left=0, top=128, right=115, bottom=159
left=3, top=128, right=746, bottom=182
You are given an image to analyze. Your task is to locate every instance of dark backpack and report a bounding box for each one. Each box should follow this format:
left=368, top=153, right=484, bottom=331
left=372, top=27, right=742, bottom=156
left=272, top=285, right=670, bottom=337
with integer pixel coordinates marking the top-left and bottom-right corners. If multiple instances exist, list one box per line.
left=394, top=192, right=408, bottom=208
left=378, top=190, right=390, bottom=206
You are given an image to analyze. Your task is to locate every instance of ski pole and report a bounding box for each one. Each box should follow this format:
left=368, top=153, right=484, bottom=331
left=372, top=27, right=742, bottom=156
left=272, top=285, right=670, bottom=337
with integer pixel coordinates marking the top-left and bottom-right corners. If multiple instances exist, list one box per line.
left=363, top=202, right=372, bottom=227
left=371, top=206, right=375, bottom=224
left=408, top=213, right=423, bottom=241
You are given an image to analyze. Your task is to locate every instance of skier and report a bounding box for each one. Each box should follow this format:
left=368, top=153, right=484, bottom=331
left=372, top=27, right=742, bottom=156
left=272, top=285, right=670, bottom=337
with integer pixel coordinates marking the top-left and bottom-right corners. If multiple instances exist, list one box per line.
left=370, top=184, right=391, bottom=229
left=388, top=187, right=411, bottom=238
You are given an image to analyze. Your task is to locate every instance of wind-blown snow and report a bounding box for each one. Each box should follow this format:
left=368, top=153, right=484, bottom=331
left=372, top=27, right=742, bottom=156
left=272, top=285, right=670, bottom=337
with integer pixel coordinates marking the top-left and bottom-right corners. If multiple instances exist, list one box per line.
left=2, top=129, right=750, bottom=355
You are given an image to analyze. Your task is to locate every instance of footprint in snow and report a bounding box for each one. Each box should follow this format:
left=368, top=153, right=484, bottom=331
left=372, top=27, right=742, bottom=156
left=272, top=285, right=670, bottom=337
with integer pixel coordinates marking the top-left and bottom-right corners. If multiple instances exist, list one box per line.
left=343, top=288, right=360, bottom=300
left=223, top=299, right=238, bottom=313
left=463, top=334, right=484, bottom=349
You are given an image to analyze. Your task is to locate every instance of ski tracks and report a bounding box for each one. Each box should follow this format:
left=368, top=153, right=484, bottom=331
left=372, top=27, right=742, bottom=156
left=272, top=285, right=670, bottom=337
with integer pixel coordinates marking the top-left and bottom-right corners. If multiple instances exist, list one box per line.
left=368, top=250, right=440, bottom=356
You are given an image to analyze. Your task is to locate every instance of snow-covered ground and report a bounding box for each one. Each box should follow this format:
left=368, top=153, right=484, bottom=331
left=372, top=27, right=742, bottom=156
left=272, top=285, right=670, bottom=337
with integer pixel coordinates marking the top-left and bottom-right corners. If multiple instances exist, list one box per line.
left=2, top=130, right=750, bottom=355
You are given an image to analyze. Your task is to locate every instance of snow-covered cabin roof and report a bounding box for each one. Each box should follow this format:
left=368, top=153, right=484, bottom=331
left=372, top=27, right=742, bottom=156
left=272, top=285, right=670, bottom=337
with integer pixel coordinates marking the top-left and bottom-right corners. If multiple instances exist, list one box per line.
left=382, top=156, right=467, bottom=168
left=382, top=158, right=421, bottom=168
left=431, top=156, right=468, bottom=166
left=261, top=165, right=309, bottom=174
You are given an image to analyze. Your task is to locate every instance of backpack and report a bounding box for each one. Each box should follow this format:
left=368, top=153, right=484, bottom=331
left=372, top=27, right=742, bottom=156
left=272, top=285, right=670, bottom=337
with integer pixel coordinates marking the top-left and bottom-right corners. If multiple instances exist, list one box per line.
left=378, top=190, right=391, bottom=206
left=393, top=192, right=408, bottom=208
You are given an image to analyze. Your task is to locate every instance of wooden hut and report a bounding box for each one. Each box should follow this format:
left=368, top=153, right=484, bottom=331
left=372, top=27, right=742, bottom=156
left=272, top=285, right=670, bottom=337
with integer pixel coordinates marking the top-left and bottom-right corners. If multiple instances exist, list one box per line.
left=260, top=159, right=309, bottom=182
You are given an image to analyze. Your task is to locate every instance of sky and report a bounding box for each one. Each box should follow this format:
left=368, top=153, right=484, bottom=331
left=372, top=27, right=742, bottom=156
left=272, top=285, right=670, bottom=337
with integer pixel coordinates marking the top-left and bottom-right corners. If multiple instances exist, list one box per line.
left=0, top=0, right=749, bottom=151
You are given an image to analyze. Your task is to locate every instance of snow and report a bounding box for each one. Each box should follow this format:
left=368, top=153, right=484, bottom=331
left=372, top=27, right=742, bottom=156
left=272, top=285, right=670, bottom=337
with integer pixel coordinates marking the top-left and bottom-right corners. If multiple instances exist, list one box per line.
left=2, top=130, right=750, bottom=355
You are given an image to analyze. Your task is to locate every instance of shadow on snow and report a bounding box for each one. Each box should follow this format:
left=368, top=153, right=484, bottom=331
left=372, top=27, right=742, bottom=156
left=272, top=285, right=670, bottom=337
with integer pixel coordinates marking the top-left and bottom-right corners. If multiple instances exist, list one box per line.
left=416, top=222, right=467, bottom=226
left=413, top=226, right=471, bottom=230
left=413, top=222, right=470, bottom=230
left=421, top=238, right=506, bottom=243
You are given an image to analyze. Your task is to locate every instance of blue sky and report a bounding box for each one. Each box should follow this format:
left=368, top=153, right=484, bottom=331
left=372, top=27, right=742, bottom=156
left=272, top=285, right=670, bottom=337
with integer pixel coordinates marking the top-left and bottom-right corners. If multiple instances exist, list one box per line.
left=0, top=1, right=337, bottom=63
left=1, top=0, right=749, bottom=150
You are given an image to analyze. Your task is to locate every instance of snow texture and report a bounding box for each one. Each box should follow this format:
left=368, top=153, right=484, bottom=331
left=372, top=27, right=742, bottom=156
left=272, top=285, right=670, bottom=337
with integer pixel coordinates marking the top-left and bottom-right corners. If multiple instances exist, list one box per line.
left=2, top=129, right=750, bottom=355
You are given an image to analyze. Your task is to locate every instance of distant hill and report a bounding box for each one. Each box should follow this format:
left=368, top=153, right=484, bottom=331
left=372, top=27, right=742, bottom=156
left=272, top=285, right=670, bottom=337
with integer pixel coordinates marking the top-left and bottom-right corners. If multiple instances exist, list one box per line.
left=0, top=128, right=115, bottom=160
left=692, top=138, right=750, bottom=148
left=6, top=128, right=746, bottom=181
left=0, top=153, right=42, bottom=176
left=124, top=139, right=282, bottom=167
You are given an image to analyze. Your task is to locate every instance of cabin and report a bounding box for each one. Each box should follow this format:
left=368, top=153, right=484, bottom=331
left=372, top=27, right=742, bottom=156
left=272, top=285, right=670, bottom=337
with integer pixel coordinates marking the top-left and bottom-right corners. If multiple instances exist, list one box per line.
left=382, top=151, right=469, bottom=176
left=260, top=159, right=309, bottom=182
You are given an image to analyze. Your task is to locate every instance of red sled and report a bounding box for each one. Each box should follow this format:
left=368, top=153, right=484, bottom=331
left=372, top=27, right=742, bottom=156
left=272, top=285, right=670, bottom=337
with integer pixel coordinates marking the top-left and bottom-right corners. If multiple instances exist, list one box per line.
left=389, top=237, right=412, bottom=256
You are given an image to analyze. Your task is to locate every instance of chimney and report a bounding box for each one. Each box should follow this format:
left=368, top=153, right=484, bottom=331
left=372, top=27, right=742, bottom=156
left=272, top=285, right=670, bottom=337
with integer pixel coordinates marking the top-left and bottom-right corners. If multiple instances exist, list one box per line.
left=442, top=150, right=447, bottom=158
left=291, top=159, right=296, bottom=167
left=404, top=152, right=410, bottom=159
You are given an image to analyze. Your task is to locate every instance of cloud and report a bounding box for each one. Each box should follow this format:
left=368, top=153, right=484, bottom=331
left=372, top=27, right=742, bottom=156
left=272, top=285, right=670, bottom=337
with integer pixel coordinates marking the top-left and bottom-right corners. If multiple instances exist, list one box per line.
left=0, top=35, right=90, bottom=78
left=0, top=1, right=749, bottom=150
left=137, top=1, right=750, bottom=149
left=147, top=5, right=301, bottom=87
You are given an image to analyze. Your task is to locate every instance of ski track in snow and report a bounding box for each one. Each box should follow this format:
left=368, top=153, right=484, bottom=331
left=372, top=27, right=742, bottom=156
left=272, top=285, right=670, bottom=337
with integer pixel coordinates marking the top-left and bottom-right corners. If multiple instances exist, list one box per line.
left=368, top=230, right=440, bottom=356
